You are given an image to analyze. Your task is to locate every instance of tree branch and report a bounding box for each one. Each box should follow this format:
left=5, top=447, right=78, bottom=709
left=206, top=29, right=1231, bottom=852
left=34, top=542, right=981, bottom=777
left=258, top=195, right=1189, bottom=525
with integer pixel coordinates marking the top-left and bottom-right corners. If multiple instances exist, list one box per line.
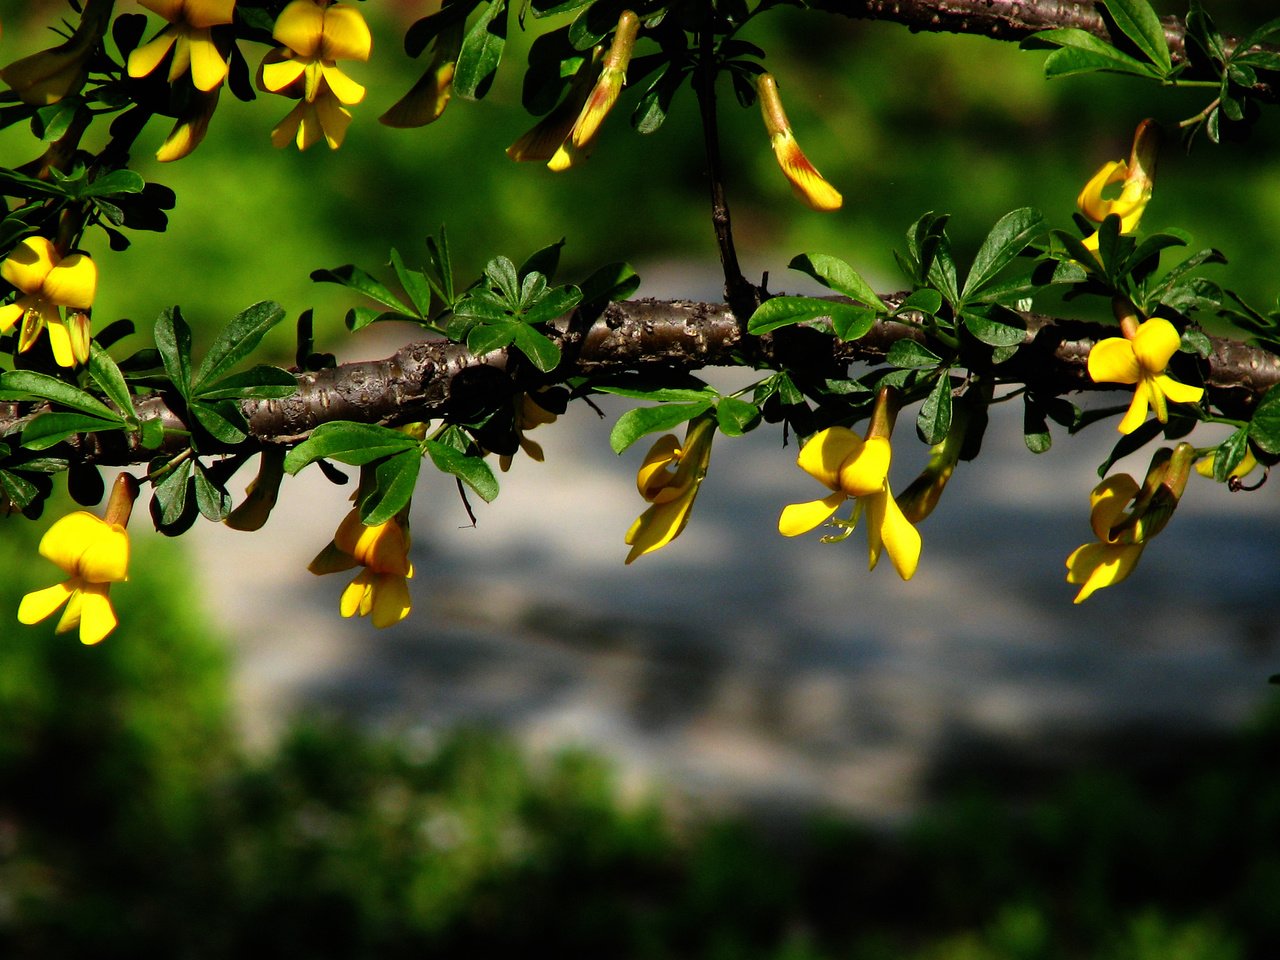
left=30, top=298, right=1280, bottom=468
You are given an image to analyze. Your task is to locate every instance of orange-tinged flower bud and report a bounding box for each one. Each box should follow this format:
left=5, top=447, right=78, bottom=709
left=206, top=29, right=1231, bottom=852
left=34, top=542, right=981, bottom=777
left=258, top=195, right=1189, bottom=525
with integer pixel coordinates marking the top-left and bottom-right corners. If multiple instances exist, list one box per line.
left=757, top=73, right=842, bottom=212
left=507, top=51, right=601, bottom=164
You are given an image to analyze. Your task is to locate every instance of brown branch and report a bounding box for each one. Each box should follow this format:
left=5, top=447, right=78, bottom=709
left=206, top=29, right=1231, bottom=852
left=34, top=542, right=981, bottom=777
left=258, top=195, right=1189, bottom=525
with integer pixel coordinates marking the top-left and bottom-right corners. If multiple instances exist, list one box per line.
left=30, top=298, right=1280, bottom=468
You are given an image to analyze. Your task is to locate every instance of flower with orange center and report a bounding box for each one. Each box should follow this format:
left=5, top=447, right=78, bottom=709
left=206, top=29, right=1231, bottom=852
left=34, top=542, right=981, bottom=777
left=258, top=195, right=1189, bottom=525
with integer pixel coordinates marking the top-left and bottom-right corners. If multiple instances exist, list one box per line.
left=128, top=0, right=237, bottom=92
left=258, top=0, right=372, bottom=150
left=309, top=507, right=413, bottom=627
left=18, top=474, right=137, bottom=645
left=1087, top=316, right=1203, bottom=434
left=757, top=73, right=842, bottom=213
left=0, top=236, right=97, bottom=367
left=1077, top=118, right=1157, bottom=252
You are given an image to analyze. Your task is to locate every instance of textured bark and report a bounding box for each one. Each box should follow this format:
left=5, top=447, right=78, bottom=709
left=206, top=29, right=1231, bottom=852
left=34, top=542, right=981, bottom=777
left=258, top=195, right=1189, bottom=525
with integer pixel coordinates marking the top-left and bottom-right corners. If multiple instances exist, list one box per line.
left=29, top=296, right=1280, bottom=467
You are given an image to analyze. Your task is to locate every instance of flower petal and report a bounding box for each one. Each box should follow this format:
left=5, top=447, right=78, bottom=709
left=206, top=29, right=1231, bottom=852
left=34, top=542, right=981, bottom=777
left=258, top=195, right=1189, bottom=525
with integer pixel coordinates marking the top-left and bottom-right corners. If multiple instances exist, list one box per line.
left=1153, top=373, right=1204, bottom=406
left=260, top=56, right=307, bottom=93
left=320, top=3, right=373, bottom=62
left=186, top=0, right=237, bottom=29
left=1, top=237, right=56, bottom=294
left=127, top=30, right=179, bottom=79
left=313, top=94, right=352, bottom=149
left=637, top=434, right=680, bottom=499
left=78, top=523, right=129, bottom=583
left=320, top=63, right=365, bottom=105
left=42, top=253, right=97, bottom=310
left=1131, top=317, right=1180, bottom=373
left=837, top=436, right=891, bottom=498
left=777, top=491, right=845, bottom=538
left=188, top=32, right=230, bottom=91
left=1066, top=541, right=1143, bottom=603
left=339, top=570, right=373, bottom=618
left=18, top=581, right=73, bottom=625
left=1087, top=337, right=1141, bottom=385
left=1115, top=385, right=1150, bottom=435
left=624, top=494, right=695, bottom=564
left=871, top=487, right=922, bottom=580
left=796, top=427, right=862, bottom=492
left=369, top=573, right=411, bottom=628
left=1077, top=159, right=1127, bottom=222
left=770, top=131, right=843, bottom=212
left=1088, top=473, right=1140, bottom=542
left=273, top=0, right=325, bottom=57
left=76, top=584, right=118, bottom=645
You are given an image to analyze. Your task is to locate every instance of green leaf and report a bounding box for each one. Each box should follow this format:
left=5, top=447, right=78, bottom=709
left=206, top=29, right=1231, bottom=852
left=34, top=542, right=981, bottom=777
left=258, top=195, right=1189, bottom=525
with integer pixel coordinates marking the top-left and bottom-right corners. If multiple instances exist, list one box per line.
left=595, top=385, right=712, bottom=402
left=153, top=458, right=193, bottom=527
left=455, top=0, right=508, bottom=100
left=390, top=248, right=432, bottom=317
left=898, top=289, right=943, bottom=316
left=311, top=264, right=413, bottom=314
left=87, top=343, right=136, bottom=422
left=424, top=228, right=455, bottom=307
left=194, top=462, right=231, bottom=521
left=284, top=421, right=420, bottom=475
left=195, top=365, right=298, bottom=400
left=80, top=169, right=145, bottom=199
left=484, top=255, right=521, bottom=302
left=1023, top=397, right=1052, bottom=454
left=715, top=395, right=760, bottom=437
left=1100, top=0, right=1172, bottom=75
left=467, top=320, right=517, bottom=357
left=610, top=402, right=712, bottom=454
left=962, top=207, right=1045, bottom=300
left=1031, top=28, right=1161, bottom=78
left=886, top=340, right=942, bottom=369
left=191, top=399, right=248, bottom=444
left=425, top=440, right=499, bottom=502
left=578, top=262, right=641, bottom=312
left=155, top=306, right=193, bottom=398
left=519, top=238, right=565, bottom=282
left=787, top=253, right=887, bottom=311
left=0, top=467, right=42, bottom=510
left=0, top=370, right=121, bottom=421
left=191, top=300, right=287, bottom=395
left=917, top=374, right=953, bottom=445
left=961, top=310, right=1026, bottom=348
left=1248, top=385, right=1280, bottom=455
left=359, top=450, right=422, bottom=524
left=20, top=412, right=123, bottom=451
left=510, top=324, right=561, bottom=372
left=521, top=285, right=581, bottom=326
left=454, top=290, right=514, bottom=323
left=829, top=304, right=878, bottom=342
left=139, top=416, right=165, bottom=449
left=1213, top=428, right=1249, bottom=482
left=747, top=296, right=840, bottom=334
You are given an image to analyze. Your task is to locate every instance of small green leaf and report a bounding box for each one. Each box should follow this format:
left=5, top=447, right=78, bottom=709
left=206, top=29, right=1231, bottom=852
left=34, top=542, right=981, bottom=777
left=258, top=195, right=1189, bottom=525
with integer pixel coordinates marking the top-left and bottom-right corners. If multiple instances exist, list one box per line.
left=521, top=285, right=581, bottom=326
left=830, top=304, right=878, bottom=342
left=715, top=395, right=760, bottom=437
left=747, top=296, right=840, bottom=334
left=1030, top=28, right=1160, bottom=78
left=311, top=264, right=413, bottom=314
left=390, top=248, right=432, bottom=317
left=1213, top=428, right=1249, bottom=482
left=195, top=365, right=298, bottom=400
left=20, top=412, right=123, bottom=451
left=595, top=385, right=713, bottom=403
left=194, top=462, right=231, bottom=521
left=484, top=255, right=520, bottom=302
left=886, top=340, right=942, bottom=369
left=284, top=421, right=419, bottom=475
left=0, top=370, right=122, bottom=421
left=898, top=289, right=943, bottom=316
left=80, top=169, right=145, bottom=198
left=962, top=207, right=1045, bottom=300
left=788, top=253, right=888, bottom=311
left=467, top=320, right=517, bottom=357
left=191, top=300, right=287, bottom=395
left=961, top=310, right=1026, bottom=348
left=610, top=402, right=712, bottom=454
left=154, top=306, right=193, bottom=398
left=1023, top=397, right=1052, bottom=454
left=139, top=416, right=165, bottom=449
left=87, top=343, right=136, bottom=422
left=191, top=399, right=248, bottom=444
left=917, top=374, right=953, bottom=445
left=1248, top=385, right=1280, bottom=455
left=359, top=450, right=422, bottom=524
left=153, top=458, right=193, bottom=526
left=426, top=440, right=499, bottom=502
left=1100, top=0, right=1172, bottom=75
left=510, top=324, right=561, bottom=372
left=455, top=0, right=508, bottom=100
left=578, top=261, right=641, bottom=311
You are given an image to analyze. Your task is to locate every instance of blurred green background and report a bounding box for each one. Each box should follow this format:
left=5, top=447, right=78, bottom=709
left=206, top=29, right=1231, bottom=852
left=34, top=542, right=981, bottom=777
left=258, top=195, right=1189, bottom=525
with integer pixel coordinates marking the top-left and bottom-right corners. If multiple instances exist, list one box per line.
left=3, top=1, right=1280, bottom=956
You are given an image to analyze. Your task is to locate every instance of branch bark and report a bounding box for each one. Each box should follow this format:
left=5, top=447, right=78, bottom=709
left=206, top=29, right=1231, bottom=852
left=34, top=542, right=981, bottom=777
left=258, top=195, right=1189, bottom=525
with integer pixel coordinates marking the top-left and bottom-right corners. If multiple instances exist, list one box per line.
left=34, top=298, right=1280, bottom=467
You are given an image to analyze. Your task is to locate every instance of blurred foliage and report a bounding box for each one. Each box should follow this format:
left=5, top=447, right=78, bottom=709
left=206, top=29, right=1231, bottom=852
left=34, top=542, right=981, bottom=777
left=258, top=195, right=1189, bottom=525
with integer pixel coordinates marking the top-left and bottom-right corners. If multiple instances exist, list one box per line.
left=1, top=517, right=1277, bottom=960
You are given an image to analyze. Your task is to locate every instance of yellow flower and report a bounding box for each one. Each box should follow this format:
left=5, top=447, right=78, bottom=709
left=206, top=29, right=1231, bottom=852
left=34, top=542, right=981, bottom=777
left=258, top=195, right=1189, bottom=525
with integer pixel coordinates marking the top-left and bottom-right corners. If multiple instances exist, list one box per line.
left=1077, top=118, right=1157, bottom=252
left=778, top=426, right=920, bottom=580
left=1087, top=316, right=1203, bottom=434
left=258, top=0, right=371, bottom=150
left=155, top=85, right=221, bottom=162
left=507, top=53, right=600, bottom=163
left=309, top=507, right=413, bottom=628
left=17, top=474, right=137, bottom=645
left=1195, top=445, right=1263, bottom=487
left=757, top=73, right=842, bottom=213
left=625, top=416, right=714, bottom=564
left=127, top=0, right=237, bottom=92
left=1066, top=443, right=1192, bottom=602
left=0, top=0, right=113, bottom=105
left=380, top=20, right=463, bottom=128
left=0, top=236, right=98, bottom=367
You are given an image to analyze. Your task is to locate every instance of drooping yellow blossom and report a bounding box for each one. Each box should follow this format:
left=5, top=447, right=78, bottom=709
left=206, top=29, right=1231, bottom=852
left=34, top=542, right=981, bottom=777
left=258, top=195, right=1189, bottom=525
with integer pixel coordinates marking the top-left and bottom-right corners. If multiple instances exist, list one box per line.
left=757, top=73, right=842, bottom=212
left=507, top=51, right=601, bottom=163
left=499, top=391, right=560, bottom=472
left=258, top=0, right=372, bottom=150
left=1066, top=443, right=1192, bottom=602
left=1087, top=316, right=1203, bottom=434
left=548, top=10, right=638, bottom=171
left=156, top=85, right=221, bottom=161
left=380, top=20, right=463, bottom=128
left=778, top=425, right=921, bottom=580
left=625, top=416, right=715, bottom=564
left=0, top=236, right=98, bottom=367
left=1077, top=118, right=1157, bottom=252
left=128, top=0, right=237, bottom=92
left=309, top=507, right=413, bottom=628
left=0, top=0, right=114, bottom=105
left=18, top=474, right=137, bottom=645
